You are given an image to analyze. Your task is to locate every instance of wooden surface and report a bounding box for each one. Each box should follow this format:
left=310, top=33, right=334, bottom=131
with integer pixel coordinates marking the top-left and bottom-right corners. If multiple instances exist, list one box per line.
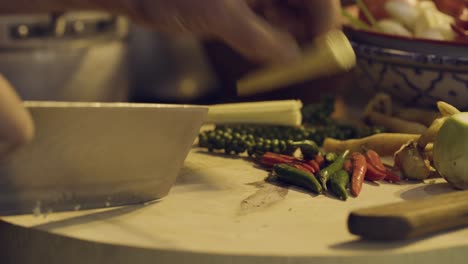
left=2, top=147, right=468, bottom=263
left=349, top=189, right=468, bottom=240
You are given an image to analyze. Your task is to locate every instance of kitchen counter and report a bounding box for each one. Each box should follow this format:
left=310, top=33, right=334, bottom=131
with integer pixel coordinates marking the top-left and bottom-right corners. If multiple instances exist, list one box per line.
left=2, top=147, right=468, bottom=264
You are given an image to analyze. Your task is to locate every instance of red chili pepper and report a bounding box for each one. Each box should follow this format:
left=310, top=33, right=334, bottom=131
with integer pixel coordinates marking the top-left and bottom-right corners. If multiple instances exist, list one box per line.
left=260, top=153, right=293, bottom=167
left=365, top=162, right=387, bottom=181
left=314, top=154, right=325, bottom=167
left=307, top=160, right=320, bottom=173
left=364, top=149, right=387, bottom=173
left=351, top=152, right=367, bottom=197
left=297, top=162, right=317, bottom=174
left=291, top=163, right=316, bottom=174
left=276, top=153, right=300, bottom=162
left=384, top=170, right=401, bottom=183
left=260, top=153, right=318, bottom=175
left=343, top=159, right=353, bottom=175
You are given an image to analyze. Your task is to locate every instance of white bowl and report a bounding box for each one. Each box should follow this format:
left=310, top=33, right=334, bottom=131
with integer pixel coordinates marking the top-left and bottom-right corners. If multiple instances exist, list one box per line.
left=0, top=101, right=208, bottom=215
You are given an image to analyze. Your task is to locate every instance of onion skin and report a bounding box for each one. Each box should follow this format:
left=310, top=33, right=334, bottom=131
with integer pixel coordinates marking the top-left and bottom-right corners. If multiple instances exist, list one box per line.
left=394, top=141, right=432, bottom=181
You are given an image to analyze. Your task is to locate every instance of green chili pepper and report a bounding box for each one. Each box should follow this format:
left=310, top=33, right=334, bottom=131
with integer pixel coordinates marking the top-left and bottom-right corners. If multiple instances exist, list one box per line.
left=325, top=152, right=338, bottom=164
left=319, top=150, right=350, bottom=191
left=290, top=140, right=320, bottom=160
left=273, top=164, right=322, bottom=194
left=330, top=169, right=350, bottom=201
left=198, top=134, right=208, bottom=147
left=279, top=140, right=287, bottom=152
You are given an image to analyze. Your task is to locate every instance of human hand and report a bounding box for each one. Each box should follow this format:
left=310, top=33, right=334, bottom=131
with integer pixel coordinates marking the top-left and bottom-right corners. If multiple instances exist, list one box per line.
left=1, top=0, right=341, bottom=64
left=0, top=75, right=34, bottom=159
left=125, top=0, right=341, bottom=64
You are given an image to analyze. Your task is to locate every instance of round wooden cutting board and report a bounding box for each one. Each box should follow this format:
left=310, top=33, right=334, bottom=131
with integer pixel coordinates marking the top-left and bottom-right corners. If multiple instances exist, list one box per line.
left=2, top=148, right=468, bottom=264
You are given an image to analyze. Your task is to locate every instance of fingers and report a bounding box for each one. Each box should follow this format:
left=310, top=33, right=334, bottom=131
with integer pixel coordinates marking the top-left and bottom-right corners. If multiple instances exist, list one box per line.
left=249, top=0, right=342, bottom=43
left=0, top=75, right=34, bottom=158
left=261, top=3, right=309, bottom=41
left=129, top=0, right=341, bottom=64
left=302, top=0, right=342, bottom=36
left=211, top=0, right=302, bottom=65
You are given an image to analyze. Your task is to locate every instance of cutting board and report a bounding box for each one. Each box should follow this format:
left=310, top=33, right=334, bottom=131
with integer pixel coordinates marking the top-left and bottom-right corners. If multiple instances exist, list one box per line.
left=2, top=147, right=468, bottom=264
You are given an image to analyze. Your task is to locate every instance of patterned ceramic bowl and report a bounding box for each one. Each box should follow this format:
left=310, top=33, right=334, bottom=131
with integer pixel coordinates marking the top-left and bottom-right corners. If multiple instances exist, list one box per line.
left=345, top=27, right=468, bottom=111
left=351, top=41, right=468, bottom=110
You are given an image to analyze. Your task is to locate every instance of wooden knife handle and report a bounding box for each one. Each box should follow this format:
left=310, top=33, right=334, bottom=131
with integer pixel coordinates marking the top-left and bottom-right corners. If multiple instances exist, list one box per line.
left=348, top=190, right=468, bottom=240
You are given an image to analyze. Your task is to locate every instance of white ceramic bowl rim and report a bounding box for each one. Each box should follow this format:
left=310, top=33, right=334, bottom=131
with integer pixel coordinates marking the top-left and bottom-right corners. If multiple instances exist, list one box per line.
left=22, top=101, right=209, bottom=111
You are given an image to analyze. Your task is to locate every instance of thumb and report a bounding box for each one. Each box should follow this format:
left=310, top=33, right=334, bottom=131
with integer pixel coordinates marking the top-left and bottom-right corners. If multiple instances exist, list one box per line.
left=212, top=2, right=302, bottom=65
left=0, top=75, right=34, bottom=158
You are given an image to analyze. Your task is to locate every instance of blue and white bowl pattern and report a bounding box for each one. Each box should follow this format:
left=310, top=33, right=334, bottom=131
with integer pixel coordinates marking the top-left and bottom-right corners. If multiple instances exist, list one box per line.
left=351, top=42, right=468, bottom=110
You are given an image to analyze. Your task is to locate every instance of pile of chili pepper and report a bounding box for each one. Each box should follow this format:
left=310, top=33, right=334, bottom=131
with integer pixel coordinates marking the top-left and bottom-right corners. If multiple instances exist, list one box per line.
left=261, top=148, right=401, bottom=201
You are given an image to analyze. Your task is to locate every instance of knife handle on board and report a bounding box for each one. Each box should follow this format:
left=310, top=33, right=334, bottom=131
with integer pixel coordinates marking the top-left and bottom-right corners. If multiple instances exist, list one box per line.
left=348, top=189, right=468, bottom=241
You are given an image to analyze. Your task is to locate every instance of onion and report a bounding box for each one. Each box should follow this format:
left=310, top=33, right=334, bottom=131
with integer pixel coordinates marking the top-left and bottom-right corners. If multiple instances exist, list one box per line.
left=377, top=19, right=413, bottom=37
left=415, top=28, right=446, bottom=40
left=385, top=0, right=421, bottom=30
left=360, top=0, right=418, bottom=20
left=413, top=4, right=456, bottom=41
left=433, top=113, right=468, bottom=190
